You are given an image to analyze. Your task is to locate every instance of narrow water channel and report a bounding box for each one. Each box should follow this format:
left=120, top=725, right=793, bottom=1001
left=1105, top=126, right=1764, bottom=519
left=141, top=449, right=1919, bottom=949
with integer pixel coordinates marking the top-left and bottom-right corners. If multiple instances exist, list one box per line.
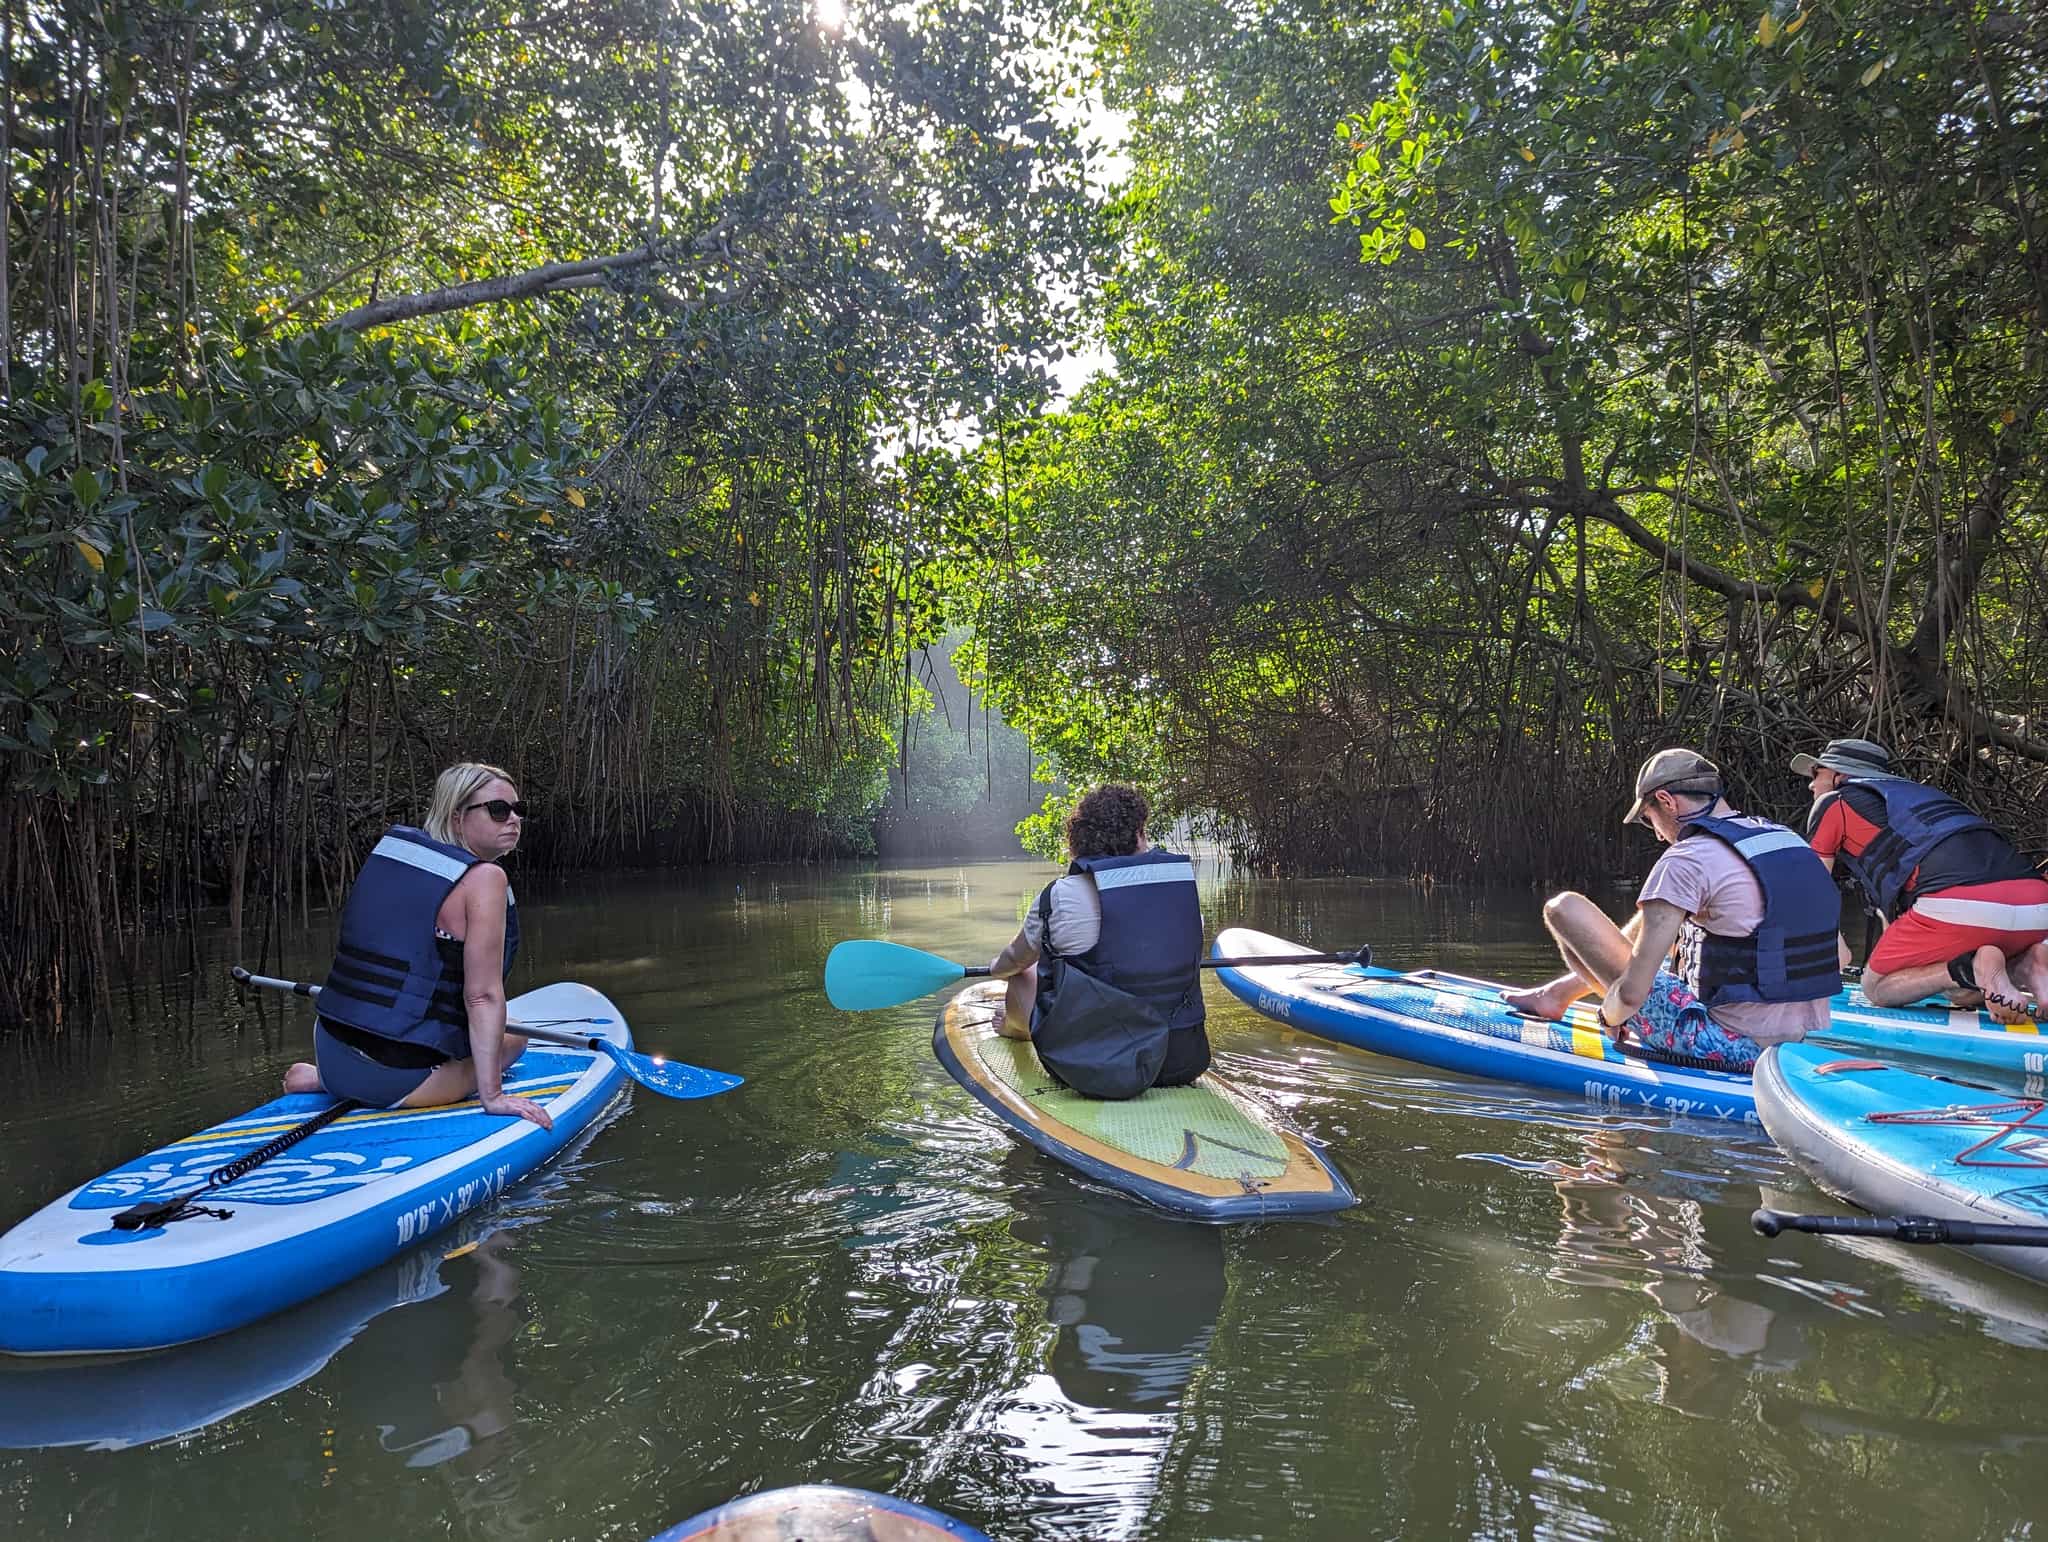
left=3, top=860, right=2044, bottom=1540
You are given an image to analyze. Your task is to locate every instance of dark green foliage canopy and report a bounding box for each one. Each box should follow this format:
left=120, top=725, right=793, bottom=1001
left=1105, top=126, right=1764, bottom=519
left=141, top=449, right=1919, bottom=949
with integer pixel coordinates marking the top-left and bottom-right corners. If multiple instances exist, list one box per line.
left=970, top=0, right=2048, bottom=879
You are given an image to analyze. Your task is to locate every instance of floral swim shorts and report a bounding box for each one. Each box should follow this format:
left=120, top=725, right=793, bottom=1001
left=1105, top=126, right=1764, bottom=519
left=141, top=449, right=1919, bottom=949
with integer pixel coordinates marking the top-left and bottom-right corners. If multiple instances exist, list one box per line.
left=1619, top=971, right=1764, bottom=1073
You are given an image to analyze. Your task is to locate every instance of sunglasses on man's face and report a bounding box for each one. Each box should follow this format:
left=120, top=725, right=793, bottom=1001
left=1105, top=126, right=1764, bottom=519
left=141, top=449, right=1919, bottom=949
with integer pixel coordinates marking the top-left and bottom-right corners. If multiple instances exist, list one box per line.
left=462, top=798, right=527, bottom=823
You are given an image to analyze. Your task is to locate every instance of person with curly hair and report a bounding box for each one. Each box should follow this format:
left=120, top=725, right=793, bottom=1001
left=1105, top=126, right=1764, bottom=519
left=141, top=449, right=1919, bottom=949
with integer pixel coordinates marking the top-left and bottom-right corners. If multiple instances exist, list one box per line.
left=985, top=784, right=1211, bottom=1099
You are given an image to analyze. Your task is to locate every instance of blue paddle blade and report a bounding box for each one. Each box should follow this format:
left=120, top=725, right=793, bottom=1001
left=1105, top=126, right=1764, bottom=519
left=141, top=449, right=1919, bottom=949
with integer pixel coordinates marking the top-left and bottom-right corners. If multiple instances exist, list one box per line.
left=594, top=1040, right=743, bottom=1100
left=825, top=940, right=968, bottom=1011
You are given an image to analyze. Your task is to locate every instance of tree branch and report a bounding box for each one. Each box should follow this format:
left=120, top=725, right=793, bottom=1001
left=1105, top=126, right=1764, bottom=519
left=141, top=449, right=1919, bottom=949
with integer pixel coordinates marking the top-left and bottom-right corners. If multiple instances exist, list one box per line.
left=1541, top=487, right=2048, bottom=766
left=331, top=248, right=664, bottom=331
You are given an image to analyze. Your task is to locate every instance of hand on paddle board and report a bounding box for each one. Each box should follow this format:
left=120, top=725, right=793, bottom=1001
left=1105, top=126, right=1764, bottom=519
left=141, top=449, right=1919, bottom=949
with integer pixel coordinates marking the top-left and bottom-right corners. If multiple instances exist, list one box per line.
left=480, top=1090, right=555, bottom=1130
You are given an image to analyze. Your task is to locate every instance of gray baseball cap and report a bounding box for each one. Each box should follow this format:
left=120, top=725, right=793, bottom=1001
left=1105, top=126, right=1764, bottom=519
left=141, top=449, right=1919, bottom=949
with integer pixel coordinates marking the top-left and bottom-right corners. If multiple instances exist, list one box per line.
left=1624, top=748, right=1722, bottom=825
left=1789, top=737, right=1893, bottom=779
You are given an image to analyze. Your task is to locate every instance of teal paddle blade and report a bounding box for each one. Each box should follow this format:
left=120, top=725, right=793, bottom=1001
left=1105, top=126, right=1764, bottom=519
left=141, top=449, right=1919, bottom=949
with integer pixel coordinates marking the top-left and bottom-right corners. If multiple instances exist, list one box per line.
left=826, top=940, right=968, bottom=1011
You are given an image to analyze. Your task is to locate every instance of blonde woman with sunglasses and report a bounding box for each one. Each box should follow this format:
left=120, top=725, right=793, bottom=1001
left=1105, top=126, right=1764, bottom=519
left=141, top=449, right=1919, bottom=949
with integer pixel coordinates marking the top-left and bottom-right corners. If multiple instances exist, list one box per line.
left=283, top=763, right=553, bottom=1129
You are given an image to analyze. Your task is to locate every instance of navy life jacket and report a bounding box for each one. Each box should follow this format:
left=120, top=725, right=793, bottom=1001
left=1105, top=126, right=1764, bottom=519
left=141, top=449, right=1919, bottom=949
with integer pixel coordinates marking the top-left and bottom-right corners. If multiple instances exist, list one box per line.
left=1673, top=812, right=1840, bottom=1007
left=1828, top=776, right=1999, bottom=918
left=1030, top=849, right=1205, bottom=1099
left=318, top=826, right=520, bottom=1059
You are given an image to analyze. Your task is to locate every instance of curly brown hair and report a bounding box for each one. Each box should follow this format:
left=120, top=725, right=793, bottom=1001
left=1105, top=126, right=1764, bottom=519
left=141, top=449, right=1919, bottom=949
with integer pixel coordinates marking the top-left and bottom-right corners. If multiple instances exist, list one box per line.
left=1065, top=784, right=1150, bottom=859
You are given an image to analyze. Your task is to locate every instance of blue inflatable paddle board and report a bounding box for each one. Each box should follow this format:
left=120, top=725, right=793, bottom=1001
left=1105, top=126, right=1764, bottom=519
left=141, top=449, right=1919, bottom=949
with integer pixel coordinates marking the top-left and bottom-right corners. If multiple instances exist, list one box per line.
left=0, top=981, right=631, bottom=1354
left=934, top=979, right=1354, bottom=1222
left=0, top=1207, right=519, bottom=1448
left=1756, top=1042, right=2048, bottom=1285
left=1808, top=992, right=2048, bottom=1086
left=652, top=1485, right=990, bottom=1540
left=1215, top=927, right=1762, bottom=1123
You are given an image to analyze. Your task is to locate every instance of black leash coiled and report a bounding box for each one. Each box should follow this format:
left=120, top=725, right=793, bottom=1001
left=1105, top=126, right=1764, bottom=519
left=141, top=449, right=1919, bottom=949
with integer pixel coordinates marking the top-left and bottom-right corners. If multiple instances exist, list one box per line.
left=112, top=1097, right=362, bottom=1231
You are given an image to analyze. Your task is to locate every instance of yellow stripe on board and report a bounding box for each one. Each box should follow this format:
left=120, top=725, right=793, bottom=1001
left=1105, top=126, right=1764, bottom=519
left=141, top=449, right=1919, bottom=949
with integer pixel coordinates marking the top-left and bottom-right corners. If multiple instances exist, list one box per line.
left=164, top=1083, right=576, bottom=1148
left=1569, top=1026, right=1609, bottom=1061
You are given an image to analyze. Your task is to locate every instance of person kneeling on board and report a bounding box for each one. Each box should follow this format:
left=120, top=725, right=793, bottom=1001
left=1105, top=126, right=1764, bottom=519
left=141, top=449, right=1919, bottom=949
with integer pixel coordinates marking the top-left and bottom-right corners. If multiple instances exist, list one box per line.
left=283, top=761, right=553, bottom=1129
left=1501, top=749, right=1839, bottom=1072
left=985, top=783, right=1211, bottom=1099
left=1796, top=737, right=2048, bottom=1023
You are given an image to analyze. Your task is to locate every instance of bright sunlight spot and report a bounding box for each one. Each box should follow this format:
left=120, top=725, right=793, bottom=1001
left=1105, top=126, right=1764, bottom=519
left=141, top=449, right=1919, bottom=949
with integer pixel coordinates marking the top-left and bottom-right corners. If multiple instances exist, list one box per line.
left=814, top=0, right=845, bottom=32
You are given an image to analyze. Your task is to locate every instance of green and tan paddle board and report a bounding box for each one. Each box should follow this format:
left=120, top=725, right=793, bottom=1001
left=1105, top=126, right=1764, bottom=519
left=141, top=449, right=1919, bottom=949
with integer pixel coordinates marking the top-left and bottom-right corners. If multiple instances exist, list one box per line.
left=933, top=980, right=1354, bottom=1221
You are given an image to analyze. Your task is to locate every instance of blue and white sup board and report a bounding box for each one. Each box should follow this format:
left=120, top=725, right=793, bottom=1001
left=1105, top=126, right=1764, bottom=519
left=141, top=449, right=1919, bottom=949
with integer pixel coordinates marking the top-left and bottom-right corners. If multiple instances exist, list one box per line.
left=1215, top=927, right=1762, bottom=1124
left=0, top=981, right=630, bottom=1355
left=1215, top=927, right=2045, bottom=1127
left=0, top=1208, right=508, bottom=1448
left=1757, top=1043, right=2048, bottom=1286
left=1807, top=995, right=2048, bottom=1087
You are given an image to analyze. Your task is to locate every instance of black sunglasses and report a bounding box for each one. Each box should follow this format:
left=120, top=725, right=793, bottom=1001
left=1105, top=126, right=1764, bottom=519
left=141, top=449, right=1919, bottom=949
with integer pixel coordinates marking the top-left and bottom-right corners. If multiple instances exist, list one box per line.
left=462, top=798, right=527, bottom=822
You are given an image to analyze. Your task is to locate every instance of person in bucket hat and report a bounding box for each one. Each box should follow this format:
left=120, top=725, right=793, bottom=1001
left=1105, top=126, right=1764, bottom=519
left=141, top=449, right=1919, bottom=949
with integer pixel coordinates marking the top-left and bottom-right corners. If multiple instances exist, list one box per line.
left=1502, top=749, right=1841, bottom=1072
left=1797, top=738, right=2048, bottom=1021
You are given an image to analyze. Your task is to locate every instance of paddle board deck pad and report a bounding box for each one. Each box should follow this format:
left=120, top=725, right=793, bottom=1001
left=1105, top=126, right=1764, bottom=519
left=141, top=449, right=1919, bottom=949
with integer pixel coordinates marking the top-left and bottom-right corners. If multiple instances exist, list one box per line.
left=1757, top=1043, right=2048, bottom=1285
left=0, top=982, right=630, bottom=1355
left=653, top=1485, right=990, bottom=1540
left=1214, top=927, right=1761, bottom=1124
left=933, top=980, right=1354, bottom=1222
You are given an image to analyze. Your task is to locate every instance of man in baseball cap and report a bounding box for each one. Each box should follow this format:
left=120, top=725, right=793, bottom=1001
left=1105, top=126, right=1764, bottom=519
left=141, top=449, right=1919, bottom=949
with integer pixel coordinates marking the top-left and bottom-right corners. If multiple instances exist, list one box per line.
left=1503, top=747, right=1840, bottom=1071
left=1797, top=738, right=2048, bottom=1021
left=1621, top=748, right=1724, bottom=826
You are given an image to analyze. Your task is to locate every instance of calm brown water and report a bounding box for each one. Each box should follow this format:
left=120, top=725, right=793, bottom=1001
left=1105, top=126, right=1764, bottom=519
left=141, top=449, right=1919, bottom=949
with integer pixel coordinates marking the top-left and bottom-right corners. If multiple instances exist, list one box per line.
left=3, top=860, right=2046, bottom=1540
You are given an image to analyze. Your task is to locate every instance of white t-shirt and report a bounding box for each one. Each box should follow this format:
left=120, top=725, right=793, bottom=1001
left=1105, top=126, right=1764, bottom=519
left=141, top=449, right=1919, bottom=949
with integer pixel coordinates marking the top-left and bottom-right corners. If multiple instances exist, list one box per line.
left=1021, top=873, right=1102, bottom=956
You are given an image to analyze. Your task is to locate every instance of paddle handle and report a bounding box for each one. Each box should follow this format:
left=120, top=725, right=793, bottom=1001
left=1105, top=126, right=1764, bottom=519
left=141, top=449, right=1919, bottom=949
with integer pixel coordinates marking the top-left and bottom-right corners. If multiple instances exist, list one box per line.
left=963, top=966, right=992, bottom=979
left=1753, top=1207, right=2048, bottom=1248
left=232, top=966, right=604, bottom=1051
left=233, top=966, right=315, bottom=996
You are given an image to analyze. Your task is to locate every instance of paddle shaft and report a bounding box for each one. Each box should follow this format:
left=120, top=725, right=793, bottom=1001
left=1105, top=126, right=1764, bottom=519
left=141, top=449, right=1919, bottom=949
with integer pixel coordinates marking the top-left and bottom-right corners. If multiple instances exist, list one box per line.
left=232, top=966, right=613, bottom=1053
left=1753, top=1207, right=2048, bottom=1248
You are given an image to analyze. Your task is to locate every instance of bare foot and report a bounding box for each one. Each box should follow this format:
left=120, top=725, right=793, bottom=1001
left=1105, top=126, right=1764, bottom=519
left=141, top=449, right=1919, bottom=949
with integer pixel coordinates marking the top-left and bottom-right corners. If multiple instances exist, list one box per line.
left=2013, top=941, right=2048, bottom=1006
left=1502, top=982, right=1576, bottom=1021
left=1975, top=945, right=2037, bottom=1025
left=283, top=1061, right=325, bottom=1094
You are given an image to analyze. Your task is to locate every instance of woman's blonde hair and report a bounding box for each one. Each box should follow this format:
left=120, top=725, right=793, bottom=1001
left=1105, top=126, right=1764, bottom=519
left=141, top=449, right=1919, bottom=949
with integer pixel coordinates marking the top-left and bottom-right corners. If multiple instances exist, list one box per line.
left=423, top=762, right=516, bottom=846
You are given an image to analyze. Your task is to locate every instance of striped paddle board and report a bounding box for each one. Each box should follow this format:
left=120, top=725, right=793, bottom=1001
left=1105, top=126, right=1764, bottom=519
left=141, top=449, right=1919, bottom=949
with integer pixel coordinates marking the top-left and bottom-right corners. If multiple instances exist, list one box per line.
left=1214, top=926, right=1762, bottom=1123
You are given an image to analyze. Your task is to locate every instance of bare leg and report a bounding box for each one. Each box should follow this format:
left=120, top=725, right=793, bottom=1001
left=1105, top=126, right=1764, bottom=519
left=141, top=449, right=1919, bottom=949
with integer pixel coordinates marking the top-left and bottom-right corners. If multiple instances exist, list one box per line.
left=283, top=1061, right=324, bottom=1094
left=998, top=972, right=1036, bottom=1040
left=1860, top=961, right=1967, bottom=1009
left=399, top=1033, right=531, bottom=1108
left=1503, top=894, right=1636, bottom=1020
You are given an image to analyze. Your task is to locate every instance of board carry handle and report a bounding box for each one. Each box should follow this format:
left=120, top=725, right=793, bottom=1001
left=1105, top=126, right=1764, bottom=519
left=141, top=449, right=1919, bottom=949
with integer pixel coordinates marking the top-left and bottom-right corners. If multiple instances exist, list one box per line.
left=231, top=966, right=744, bottom=1102
left=1752, top=1207, right=2048, bottom=1248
